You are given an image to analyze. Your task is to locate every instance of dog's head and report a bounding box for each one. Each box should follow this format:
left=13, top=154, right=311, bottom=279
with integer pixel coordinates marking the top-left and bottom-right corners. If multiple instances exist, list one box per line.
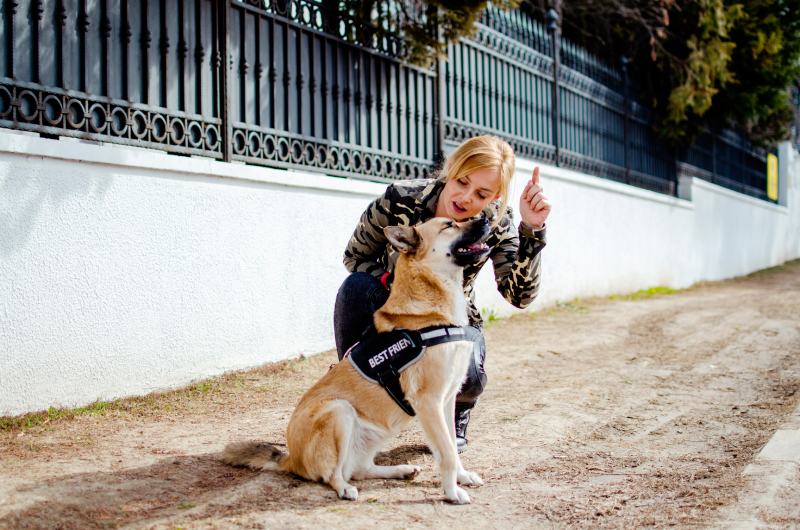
left=384, top=217, right=491, bottom=269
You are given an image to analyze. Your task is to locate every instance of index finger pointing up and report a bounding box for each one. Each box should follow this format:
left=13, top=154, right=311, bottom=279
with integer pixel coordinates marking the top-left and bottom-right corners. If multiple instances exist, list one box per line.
left=532, top=166, right=540, bottom=186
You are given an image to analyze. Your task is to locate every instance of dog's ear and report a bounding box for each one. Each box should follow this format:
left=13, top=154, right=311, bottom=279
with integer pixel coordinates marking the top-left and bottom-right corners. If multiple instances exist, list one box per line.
left=384, top=226, right=419, bottom=254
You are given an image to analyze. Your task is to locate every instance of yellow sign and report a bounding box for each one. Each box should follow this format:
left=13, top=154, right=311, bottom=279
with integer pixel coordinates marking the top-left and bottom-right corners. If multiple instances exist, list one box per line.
left=767, top=153, right=778, bottom=201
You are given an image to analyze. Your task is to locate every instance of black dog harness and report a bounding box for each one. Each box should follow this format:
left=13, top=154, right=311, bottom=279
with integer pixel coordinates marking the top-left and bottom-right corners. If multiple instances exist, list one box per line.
left=344, top=326, right=473, bottom=416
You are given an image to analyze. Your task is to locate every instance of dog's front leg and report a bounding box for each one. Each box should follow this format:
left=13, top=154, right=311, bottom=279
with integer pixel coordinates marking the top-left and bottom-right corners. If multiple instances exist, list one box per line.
left=416, top=399, right=471, bottom=504
left=443, top=391, right=483, bottom=487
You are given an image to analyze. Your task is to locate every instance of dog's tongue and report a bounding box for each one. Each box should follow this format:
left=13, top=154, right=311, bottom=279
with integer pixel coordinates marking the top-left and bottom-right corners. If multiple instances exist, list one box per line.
left=467, top=242, right=489, bottom=252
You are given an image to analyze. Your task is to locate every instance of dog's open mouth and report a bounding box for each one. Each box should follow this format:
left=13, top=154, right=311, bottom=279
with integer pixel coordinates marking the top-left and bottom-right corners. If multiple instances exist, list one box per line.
left=455, top=241, right=490, bottom=256
left=452, top=219, right=491, bottom=264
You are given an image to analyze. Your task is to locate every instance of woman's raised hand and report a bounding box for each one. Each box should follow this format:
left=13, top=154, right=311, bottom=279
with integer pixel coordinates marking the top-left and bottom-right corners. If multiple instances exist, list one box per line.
left=519, top=166, right=551, bottom=229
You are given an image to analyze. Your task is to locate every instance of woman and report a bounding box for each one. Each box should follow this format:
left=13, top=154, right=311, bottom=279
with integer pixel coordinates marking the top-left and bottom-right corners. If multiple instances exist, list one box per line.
left=333, top=135, right=551, bottom=452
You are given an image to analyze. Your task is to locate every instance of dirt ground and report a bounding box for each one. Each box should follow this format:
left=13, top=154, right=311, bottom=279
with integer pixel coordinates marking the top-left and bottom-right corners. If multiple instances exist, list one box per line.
left=2, top=261, right=799, bottom=529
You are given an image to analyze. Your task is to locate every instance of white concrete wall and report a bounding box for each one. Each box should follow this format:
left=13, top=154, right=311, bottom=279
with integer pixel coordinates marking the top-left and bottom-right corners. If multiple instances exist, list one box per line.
left=0, top=132, right=385, bottom=415
left=474, top=153, right=800, bottom=318
left=779, top=145, right=800, bottom=262
left=1, top=130, right=798, bottom=415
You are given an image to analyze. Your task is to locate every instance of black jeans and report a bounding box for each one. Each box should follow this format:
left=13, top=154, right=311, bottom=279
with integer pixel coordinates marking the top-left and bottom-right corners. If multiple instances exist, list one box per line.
left=333, top=272, right=487, bottom=410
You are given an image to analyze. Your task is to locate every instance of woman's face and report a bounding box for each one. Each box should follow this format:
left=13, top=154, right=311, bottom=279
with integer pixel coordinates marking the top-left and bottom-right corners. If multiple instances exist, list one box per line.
left=436, top=167, right=502, bottom=221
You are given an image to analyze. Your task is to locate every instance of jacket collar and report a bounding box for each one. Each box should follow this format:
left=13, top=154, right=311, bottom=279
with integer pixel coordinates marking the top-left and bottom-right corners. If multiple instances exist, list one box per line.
left=418, top=178, right=444, bottom=219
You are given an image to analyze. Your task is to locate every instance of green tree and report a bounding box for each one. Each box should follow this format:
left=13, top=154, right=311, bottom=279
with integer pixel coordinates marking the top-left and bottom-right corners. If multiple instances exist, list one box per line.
left=709, top=0, right=800, bottom=144
left=524, top=0, right=800, bottom=145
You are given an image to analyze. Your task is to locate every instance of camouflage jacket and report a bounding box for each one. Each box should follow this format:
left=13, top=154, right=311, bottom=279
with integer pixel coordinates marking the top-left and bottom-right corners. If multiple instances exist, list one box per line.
left=343, top=178, right=546, bottom=327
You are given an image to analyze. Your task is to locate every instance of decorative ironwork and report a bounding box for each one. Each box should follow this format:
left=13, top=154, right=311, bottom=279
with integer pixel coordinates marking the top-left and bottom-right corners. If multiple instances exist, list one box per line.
left=471, top=24, right=553, bottom=78
left=444, top=119, right=556, bottom=165
left=482, top=4, right=621, bottom=91
left=560, top=35, right=622, bottom=92
left=0, top=79, right=223, bottom=157
left=231, top=123, right=432, bottom=181
left=481, top=4, right=551, bottom=58
left=236, top=0, right=415, bottom=60
left=558, top=67, right=625, bottom=114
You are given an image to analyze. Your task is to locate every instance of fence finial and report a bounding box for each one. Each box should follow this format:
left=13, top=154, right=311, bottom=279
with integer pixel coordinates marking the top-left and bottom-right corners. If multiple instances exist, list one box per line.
left=546, top=8, right=559, bottom=33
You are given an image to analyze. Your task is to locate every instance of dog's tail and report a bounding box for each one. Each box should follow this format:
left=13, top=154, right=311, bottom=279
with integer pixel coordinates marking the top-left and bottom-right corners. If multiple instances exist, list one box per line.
left=220, top=441, right=290, bottom=472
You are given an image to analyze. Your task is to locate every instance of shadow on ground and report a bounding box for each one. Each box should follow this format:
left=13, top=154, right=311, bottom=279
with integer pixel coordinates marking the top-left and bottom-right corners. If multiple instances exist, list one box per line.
left=0, top=444, right=434, bottom=530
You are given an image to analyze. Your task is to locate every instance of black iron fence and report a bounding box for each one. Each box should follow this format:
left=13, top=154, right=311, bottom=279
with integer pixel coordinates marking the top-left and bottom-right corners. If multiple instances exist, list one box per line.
left=793, top=84, right=800, bottom=151
left=0, top=0, right=773, bottom=201
left=226, top=0, right=436, bottom=179
left=681, top=129, right=771, bottom=200
left=444, top=5, right=678, bottom=195
left=1, top=0, right=225, bottom=158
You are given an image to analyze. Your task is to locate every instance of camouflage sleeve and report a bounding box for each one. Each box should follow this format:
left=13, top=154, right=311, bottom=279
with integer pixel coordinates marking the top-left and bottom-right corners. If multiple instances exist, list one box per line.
left=342, top=185, right=398, bottom=280
left=490, top=209, right=547, bottom=308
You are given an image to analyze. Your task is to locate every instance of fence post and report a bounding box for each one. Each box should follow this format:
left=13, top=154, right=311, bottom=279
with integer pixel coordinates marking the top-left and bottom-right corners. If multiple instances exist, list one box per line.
left=432, top=7, right=448, bottom=166
left=546, top=7, right=560, bottom=167
left=621, top=55, right=630, bottom=184
left=322, top=0, right=340, bottom=36
left=217, top=0, right=232, bottom=162
left=434, top=8, right=446, bottom=168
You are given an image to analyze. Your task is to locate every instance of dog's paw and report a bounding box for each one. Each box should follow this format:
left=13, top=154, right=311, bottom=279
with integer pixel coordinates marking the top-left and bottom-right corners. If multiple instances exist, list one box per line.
left=338, top=485, right=359, bottom=501
left=402, top=465, right=422, bottom=480
left=457, top=470, right=483, bottom=487
left=444, top=486, right=471, bottom=505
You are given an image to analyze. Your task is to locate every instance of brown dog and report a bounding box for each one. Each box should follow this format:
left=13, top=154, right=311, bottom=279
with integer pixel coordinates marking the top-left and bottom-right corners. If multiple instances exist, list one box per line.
left=222, top=216, right=491, bottom=504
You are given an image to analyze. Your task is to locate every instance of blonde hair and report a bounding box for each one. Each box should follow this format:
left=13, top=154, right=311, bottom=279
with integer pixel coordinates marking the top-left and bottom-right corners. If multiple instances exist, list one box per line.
left=440, top=135, right=516, bottom=225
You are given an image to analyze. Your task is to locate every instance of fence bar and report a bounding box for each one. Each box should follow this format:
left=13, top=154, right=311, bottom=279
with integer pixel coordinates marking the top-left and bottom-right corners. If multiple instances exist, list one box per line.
left=546, top=8, right=560, bottom=167
left=218, top=0, right=231, bottom=161
left=434, top=12, right=445, bottom=164
left=621, top=55, right=630, bottom=183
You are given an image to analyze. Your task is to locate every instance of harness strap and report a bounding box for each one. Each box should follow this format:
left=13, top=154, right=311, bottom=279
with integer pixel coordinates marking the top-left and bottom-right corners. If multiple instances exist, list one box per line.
left=376, top=367, right=416, bottom=416
left=418, top=325, right=468, bottom=347
left=346, top=325, right=475, bottom=417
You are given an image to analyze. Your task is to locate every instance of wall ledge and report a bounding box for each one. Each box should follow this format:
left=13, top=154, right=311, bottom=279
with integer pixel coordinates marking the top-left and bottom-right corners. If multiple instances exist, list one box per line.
left=516, top=157, right=694, bottom=210
left=0, top=129, right=387, bottom=198
left=691, top=176, right=788, bottom=214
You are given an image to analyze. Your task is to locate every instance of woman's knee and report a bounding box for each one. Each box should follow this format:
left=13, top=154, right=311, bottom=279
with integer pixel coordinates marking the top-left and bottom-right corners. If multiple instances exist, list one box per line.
left=458, top=367, right=487, bottom=403
left=336, top=272, right=387, bottom=308
left=457, top=327, right=488, bottom=404
left=333, top=272, right=388, bottom=360
left=337, top=272, right=375, bottom=302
